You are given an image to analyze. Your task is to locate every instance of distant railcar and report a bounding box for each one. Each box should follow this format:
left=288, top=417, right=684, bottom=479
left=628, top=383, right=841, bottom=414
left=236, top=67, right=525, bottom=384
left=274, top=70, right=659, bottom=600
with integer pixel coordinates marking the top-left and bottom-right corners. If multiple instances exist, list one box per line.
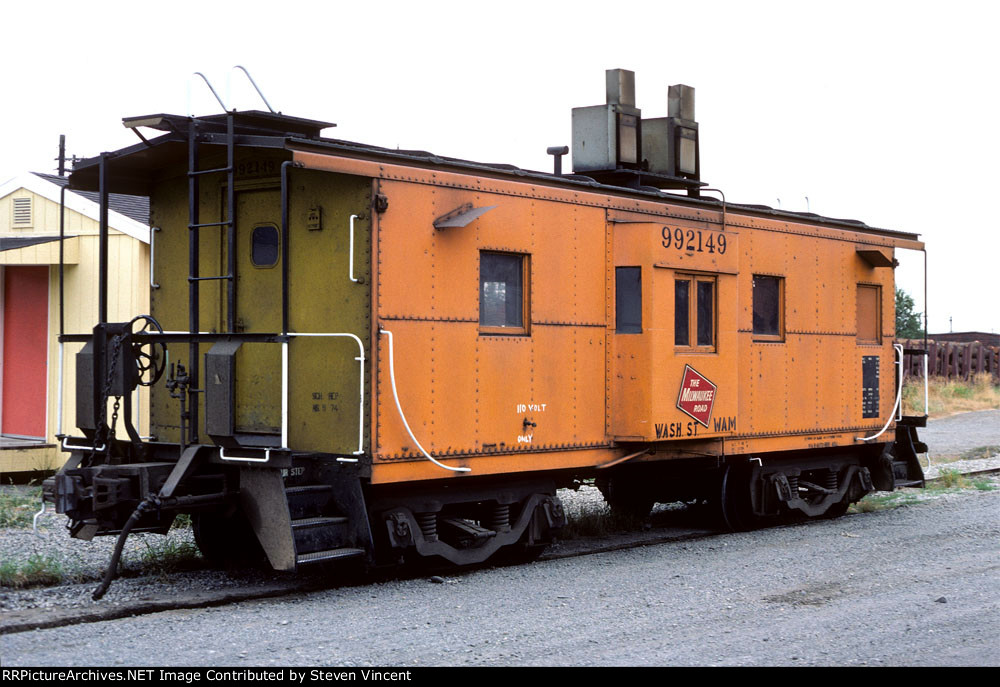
left=45, top=70, right=926, bottom=595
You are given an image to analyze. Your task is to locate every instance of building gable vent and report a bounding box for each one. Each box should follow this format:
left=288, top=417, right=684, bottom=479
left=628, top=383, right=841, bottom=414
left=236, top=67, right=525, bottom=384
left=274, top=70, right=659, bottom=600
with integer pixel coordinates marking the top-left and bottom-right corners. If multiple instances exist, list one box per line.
left=12, top=197, right=32, bottom=227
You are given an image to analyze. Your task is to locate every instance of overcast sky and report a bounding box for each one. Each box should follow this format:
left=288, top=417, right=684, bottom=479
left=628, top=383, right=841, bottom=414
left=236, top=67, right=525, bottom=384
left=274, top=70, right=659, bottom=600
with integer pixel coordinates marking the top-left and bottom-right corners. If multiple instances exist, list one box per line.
left=2, top=0, right=996, bottom=333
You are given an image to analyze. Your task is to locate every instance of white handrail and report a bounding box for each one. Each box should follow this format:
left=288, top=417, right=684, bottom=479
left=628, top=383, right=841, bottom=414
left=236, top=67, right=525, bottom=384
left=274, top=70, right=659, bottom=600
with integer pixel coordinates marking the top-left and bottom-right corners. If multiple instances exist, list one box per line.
left=220, top=447, right=271, bottom=463
left=57, top=342, right=64, bottom=436
left=348, top=214, right=360, bottom=283
left=857, top=343, right=904, bottom=442
left=379, top=327, right=470, bottom=473
left=62, top=436, right=106, bottom=452
left=923, top=353, right=929, bottom=416
left=282, top=340, right=288, bottom=448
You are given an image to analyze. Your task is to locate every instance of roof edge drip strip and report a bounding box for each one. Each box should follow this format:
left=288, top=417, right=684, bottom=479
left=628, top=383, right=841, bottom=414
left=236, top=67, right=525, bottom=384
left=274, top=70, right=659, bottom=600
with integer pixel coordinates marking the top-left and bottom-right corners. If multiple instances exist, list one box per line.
left=289, top=146, right=921, bottom=243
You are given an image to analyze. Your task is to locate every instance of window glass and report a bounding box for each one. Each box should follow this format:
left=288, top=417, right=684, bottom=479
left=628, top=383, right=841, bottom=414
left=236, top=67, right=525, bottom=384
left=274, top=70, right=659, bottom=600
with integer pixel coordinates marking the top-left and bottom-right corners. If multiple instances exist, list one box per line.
left=697, top=280, right=714, bottom=346
left=674, top=279, right=690, bottom=346
left=480, top=252, right=524, bottom=329
left=752, top=275, right=782, bottom=337
left=675, top=274, right=716, bottom=351
left=251, top=224, right=279, bottom=267
left=615, top=267, right=642, bottom=333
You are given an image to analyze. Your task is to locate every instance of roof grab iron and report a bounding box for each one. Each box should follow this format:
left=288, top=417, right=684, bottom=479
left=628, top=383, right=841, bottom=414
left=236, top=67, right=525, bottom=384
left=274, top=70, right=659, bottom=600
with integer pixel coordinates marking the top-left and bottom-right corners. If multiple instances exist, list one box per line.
left=187, top=72, right=228, bottom=116
left=228, top=65, right=277, bottom=114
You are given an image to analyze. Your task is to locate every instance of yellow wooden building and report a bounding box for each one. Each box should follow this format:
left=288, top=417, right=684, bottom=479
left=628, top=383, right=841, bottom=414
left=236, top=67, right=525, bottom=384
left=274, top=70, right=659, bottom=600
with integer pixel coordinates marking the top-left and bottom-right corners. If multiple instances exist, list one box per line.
left=0, top=172, right=150, bottom=476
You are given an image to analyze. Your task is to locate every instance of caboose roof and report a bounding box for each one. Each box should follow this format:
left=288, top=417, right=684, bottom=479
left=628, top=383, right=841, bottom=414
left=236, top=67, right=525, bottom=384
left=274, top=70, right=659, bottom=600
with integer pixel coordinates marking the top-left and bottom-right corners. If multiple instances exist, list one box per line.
left=68, top=110, right=920, bottom=243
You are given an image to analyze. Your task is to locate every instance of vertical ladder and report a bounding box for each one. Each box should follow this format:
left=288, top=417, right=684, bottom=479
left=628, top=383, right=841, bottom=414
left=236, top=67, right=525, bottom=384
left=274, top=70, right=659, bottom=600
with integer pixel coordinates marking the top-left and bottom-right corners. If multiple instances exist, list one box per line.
left=186, top=112, right=237, bottom=445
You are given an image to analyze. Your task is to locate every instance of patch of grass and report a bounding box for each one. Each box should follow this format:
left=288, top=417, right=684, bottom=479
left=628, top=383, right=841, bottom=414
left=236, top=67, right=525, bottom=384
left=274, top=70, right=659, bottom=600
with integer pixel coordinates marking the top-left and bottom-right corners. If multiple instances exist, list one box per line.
left=130, top=536, right=201, bottom=575
left=0, top=554, right=65, bottom=588
left=561, top=504, right=645, bottom=539
left=903, top=373, right=1000, bottom=419
left=972, top=479, right=997, bottom=492
left=931, top=468, right=969, bottom=489
left=0, top=485, right=43, bottom=529
left=849, top=491, right=922, bottom=513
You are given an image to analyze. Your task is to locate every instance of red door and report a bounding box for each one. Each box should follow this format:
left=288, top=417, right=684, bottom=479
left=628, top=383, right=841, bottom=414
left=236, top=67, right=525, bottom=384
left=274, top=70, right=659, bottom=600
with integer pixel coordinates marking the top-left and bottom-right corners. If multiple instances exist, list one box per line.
left=2, top=266, right=48, bottom=438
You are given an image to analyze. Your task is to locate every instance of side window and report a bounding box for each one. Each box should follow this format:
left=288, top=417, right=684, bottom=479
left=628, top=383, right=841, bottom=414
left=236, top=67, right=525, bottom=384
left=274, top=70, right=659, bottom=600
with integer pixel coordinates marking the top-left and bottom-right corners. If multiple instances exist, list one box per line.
left=856, top=284, right=881, bottom=344
left=615, top=267, right=642, bottom=333
left=752, top=275, right=784, bottom=341
left=675, top=274, right=716, bottom=351
left=480, top=251, right=529, bottom=335
left=251, top=224, right=280, bottom=267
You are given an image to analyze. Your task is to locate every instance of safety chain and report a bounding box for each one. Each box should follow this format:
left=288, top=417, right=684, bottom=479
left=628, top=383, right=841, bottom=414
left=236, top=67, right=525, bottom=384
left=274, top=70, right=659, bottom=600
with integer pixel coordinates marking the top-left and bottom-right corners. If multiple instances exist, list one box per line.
left=88, top=334, right=124, bottom=465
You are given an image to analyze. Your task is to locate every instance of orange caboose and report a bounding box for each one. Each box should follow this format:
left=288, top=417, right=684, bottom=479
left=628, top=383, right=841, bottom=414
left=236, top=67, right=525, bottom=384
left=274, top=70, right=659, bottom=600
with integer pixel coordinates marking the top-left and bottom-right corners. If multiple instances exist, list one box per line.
left=47, top=70, right=925, bottom=591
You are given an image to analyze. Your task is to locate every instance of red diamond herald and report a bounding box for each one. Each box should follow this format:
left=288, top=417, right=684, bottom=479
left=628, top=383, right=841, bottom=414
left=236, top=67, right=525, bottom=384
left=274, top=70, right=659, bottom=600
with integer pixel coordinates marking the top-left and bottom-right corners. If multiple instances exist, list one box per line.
left=676, top=365, right=717, bottom=427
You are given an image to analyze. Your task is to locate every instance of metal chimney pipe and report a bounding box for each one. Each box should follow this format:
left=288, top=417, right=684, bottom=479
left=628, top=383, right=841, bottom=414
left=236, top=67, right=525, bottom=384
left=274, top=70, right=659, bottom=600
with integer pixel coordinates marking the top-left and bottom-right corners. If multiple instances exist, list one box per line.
left=668, top=84, right=696, bottom=122
left=606, top=69, right=635, bottom=107
left=547, top=146, right=569, bottom=175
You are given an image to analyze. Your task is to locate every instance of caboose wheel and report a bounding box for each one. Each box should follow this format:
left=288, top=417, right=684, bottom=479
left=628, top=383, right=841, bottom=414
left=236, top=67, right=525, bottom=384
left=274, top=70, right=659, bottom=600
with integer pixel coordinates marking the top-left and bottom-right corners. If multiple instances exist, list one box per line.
left=717, top=463, right=758, bottom=532
left=192, top=511, right=266, bottom=568
left=821, top=499, right=851, bottom=519
left=491, top=541, right=548, bottom=566
left=595, top=473, right=655, bottom=519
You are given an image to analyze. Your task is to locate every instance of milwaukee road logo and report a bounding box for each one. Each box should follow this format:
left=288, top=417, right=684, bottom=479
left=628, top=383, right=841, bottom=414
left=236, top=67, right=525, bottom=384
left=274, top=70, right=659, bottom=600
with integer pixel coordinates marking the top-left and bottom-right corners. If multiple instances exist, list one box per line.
left=676, top=365, right=717, bottom=427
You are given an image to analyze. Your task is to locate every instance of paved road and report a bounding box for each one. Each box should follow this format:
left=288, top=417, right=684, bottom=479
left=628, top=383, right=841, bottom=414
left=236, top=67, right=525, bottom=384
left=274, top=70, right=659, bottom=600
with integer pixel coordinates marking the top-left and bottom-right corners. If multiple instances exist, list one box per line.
left=3, top=484, right=997, bottom=667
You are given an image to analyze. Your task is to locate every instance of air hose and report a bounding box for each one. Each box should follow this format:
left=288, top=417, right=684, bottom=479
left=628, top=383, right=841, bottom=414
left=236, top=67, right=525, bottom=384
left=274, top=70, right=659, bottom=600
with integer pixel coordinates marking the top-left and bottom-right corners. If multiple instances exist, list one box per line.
left=92, top=496, right=158, bottom=601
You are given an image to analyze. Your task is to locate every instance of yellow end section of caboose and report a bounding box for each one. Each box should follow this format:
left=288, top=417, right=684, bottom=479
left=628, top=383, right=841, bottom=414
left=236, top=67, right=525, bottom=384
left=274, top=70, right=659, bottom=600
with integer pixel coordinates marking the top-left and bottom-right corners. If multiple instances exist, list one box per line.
left=148, top=156, right=373, bottom=456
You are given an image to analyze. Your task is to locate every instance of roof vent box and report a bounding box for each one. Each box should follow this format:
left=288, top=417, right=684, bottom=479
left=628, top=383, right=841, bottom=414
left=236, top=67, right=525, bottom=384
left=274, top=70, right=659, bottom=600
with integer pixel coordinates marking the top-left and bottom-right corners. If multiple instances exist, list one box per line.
left=641, top=84, right=700, bottom=180
left=571, top=69, right=643, bottom=173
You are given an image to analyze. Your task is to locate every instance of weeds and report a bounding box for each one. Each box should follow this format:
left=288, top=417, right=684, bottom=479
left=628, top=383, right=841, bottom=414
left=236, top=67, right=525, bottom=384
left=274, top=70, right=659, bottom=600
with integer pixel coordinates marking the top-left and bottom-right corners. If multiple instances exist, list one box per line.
left=0, top=554, right=65, bottom=588
left=850, top=492, right=920, bottom=513
left=902, top=373, right=1000, bottom=418
left=561, top=504, right=644, bottom=539
left=0, top=485, right=42, bottom=529
left=131, top=536, right=201, bottom=575
left=972, top=479, right=998, bottom=492
left=931, top=469, right=969, bottom=489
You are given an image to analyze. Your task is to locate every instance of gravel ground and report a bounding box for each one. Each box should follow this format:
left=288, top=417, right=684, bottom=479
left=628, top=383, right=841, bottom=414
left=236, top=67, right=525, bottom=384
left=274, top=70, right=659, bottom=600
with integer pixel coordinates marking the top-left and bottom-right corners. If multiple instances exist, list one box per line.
left=1, top=408, right=996, bottom=617
left=2, top=479, right=997, bottom=666
left=920, top=408, right=1000, bottom=461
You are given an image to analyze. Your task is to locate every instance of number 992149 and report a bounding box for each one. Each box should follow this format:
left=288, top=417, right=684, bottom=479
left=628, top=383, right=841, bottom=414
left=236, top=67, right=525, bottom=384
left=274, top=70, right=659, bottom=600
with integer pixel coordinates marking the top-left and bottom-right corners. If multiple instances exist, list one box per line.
left=662, top=227, right=727, bottom=254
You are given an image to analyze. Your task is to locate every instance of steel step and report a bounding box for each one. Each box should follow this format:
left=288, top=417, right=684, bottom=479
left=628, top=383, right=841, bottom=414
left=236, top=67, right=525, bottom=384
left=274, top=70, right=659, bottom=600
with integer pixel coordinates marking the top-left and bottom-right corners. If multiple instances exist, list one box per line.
left=296, top=547, right=365, bottom=565
left=292, top=515, right=351, bottom=554
left=285, top=484, right=334, bottom=519
left=291, top=516, right=348, bottom=529
left=285, top=484, right=333, bottom=496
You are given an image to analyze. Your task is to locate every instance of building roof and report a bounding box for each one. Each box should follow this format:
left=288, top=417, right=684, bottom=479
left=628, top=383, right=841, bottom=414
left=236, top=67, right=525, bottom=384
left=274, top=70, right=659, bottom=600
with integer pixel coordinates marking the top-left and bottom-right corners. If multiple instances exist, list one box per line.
left=927, top=332, right=1000, bottom=346
left=0, top=172, right=149, bottom=243
left=33, top=172, right=149, bottom=225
